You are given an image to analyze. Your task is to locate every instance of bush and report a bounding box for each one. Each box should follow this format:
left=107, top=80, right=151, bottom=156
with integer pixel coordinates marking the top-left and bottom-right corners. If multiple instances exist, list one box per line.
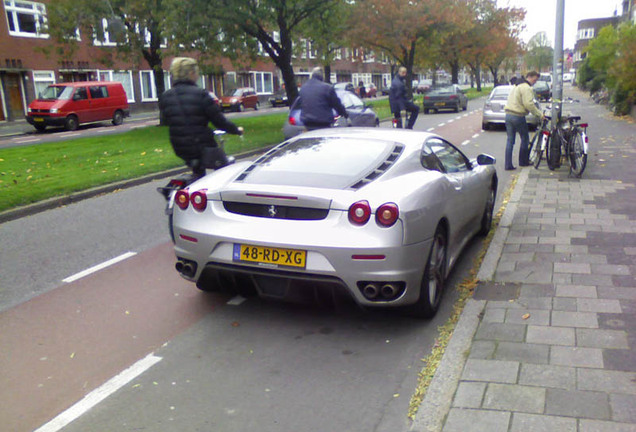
left=611, top=85, right=633, bottom=116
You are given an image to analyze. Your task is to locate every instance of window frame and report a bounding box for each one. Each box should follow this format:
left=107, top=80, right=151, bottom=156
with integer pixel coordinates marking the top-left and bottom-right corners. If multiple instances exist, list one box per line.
left=33, top=70, right=55, bottom=98
left=98, top=70, right=135, bottom=103
left=4, top=0, right=48, bottom=38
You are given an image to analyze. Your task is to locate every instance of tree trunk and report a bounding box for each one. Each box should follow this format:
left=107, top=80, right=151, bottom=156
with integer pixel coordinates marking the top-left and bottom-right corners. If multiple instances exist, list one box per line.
left=323, top=64, right=332, bottom=84
left=450, top=60, right=460, bottom=85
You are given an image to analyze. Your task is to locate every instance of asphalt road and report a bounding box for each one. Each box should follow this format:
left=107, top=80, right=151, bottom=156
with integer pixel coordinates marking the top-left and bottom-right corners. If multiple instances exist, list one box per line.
left=0, top=95, right=526, bottom=432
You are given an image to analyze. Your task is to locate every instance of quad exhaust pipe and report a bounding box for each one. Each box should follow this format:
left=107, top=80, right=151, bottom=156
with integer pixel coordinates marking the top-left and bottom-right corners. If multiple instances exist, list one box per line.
left=175, top=259, right=197, bottom=278
left=361, top=282, right=403, bottom=301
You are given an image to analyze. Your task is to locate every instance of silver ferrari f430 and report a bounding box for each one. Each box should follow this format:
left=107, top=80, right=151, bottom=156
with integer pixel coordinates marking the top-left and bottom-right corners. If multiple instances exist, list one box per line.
left=170, top=128, right=497, bottom=318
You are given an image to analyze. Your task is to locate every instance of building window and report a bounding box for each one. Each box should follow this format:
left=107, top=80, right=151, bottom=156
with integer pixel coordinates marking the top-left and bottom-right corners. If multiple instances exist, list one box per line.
left=252, top=71, right=273, bottom=94
left=99, top=70, right=135, bottom=102
left=308, top=41, right=317, bottom=59
left=577, top=28, right=595, bottom=40
left=94, top=18, right=117, bottom=46
left=139, top=70, right=170, bottom=101
left=4, top=0, right=48, bottom=38
left=33, top=71, right=55, bottom=98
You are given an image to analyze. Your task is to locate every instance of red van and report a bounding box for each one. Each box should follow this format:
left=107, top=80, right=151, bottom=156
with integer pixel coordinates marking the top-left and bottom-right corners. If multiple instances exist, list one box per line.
left=27, top=81, right=130, bottom=131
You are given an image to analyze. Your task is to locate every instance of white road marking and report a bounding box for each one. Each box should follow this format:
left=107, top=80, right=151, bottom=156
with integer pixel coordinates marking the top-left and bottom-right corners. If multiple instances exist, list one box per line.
left=447, top=118, right=455, bottom=123
left=438, top=123, right=446, bottom=127
left=97, top=129, right=110, bottom=133
left=427, top=127, right=435, bottom=132
left=461, top=140, right=471, bottom=146
left=14, top=137, right=40, bottom=143
left=227, top=295, right=246, bottom=306
left=129, top=125, right=145, bottom=130
left=59, top=133, right=80, bottom=137
left=472, top=133, right=481, bottom=139
left=62, top=252, right=137, bottom=283
left=33, top=353, right=162, bottom=432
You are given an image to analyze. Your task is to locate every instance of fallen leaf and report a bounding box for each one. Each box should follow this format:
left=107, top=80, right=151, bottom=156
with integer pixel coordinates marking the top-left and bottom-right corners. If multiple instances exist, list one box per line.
left=393, top=393, right=400, bottom=398
left=522, top=313, right=531, bottom=320
left=70, top=352, right=75, bottom=359
left=231, top=321, right=240, bottom=327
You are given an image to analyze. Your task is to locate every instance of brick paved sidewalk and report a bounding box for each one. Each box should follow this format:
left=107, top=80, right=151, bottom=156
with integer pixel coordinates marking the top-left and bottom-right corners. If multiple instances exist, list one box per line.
left=411, top=101, right=636, bottom=431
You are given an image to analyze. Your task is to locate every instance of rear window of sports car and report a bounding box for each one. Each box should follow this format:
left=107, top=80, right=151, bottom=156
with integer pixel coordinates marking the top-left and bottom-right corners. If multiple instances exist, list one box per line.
left=237, top=137, right=399, bottom=189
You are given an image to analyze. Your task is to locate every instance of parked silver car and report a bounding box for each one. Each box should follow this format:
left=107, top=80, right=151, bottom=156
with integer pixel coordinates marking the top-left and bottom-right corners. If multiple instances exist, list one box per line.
left=482, top=85, right=540, bottom=130
left=169, top=128, right=498, bottom=318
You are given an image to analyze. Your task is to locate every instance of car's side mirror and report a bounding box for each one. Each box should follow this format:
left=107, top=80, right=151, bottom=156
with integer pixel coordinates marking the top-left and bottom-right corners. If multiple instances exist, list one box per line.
left=476, top=154, right=496, bottom=166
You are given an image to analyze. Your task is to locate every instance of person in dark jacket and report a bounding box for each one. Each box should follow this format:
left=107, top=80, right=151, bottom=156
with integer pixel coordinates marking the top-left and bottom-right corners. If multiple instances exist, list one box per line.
left=389, top=67, right=419, bottom=129
left=159, top=57, right=243, bottom=177
left=358, top=81, right=366, bottom=98
left=295, top=67, right=348, bottom=130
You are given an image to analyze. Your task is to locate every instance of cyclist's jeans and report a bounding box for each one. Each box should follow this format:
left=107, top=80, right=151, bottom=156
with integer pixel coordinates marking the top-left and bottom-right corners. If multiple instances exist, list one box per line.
left=393, top=102, right=420, bottom=129
left=505, top=113, right=530, bottom=168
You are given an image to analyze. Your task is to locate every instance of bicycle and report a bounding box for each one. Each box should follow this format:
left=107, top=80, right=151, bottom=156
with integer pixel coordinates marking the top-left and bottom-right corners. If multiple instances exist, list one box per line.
left=528, top=116, right=551, bottom=169
left=529, top=99, right=589, bottom=177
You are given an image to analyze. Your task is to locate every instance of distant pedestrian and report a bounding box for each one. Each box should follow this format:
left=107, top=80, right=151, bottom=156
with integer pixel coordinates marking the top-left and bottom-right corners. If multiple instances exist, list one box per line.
left=503, top=71, right=544, bottom=170
left=358, top=81, right=366, bottom=98
left=509, top=76, right=518, bottom=85
left=389, top=66, right=419, bottom=129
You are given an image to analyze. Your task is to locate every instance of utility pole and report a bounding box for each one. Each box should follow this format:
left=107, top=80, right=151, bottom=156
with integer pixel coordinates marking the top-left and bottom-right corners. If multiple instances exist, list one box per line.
left=551, top=0, right=565, bottom=128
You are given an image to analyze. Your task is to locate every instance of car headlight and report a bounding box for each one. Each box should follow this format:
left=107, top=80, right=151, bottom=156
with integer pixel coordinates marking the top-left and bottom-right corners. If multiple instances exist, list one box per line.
left=50, top=108, right=58, bottom=114
left=231, top=98, right=238, bottom=103
left=28, top=107, right=32, bottom=113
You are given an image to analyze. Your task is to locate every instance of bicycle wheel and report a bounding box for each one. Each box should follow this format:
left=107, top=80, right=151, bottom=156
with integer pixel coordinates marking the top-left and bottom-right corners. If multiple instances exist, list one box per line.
left=547, top=132, right=561, bottom=171
left=529, top=131, right=541, bottom=167
left=533, top=132, right=547, bottom=169
left=569, top=131, right=587, bottom=177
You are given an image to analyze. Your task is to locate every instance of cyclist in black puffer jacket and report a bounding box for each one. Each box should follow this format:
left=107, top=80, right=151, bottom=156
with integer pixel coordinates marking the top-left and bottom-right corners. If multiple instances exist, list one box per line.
left=159, top=57, right=243, bottom=177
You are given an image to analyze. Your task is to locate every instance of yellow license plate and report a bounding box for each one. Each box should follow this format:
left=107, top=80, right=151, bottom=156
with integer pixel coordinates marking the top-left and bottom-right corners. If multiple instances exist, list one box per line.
left=434, top=102, right=446, bottom=106
left=33, top=117, right=44, bottom=122
left=233, top=244, right=306, bottom=268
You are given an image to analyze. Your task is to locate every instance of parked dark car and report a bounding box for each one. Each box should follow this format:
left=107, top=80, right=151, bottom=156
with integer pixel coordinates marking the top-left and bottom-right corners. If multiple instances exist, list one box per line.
left=268, top=89, right=289, bottom=107
left=422, top=85, right=468, bottom=113
left=220, top=87, right=259, bottom=112
left=283, top=89, right=379, bottom=139
left=533, top=81, right=551, bottom=102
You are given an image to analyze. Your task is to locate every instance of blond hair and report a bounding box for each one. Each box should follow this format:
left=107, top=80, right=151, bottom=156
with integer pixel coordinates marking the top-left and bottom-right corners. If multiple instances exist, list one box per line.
left=170, top=57, right=199, bottom=82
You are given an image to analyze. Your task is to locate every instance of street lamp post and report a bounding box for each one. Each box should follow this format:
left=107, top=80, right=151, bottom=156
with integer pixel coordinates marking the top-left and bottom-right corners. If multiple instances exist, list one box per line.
left=551, top=0, right=565, bottom=128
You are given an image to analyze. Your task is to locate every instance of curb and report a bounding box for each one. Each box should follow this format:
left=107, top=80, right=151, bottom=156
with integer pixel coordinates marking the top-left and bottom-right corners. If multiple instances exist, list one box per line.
left=0, top=146, right=273, bottom=224
left=408, top=168, right=527, bottom=432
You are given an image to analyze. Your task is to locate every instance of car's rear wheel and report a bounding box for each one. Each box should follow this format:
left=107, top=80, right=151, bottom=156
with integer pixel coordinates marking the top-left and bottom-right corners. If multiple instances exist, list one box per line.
left=65, top=115, right=79, bottom=131
left=112, top=110, right=124, bottom=126
left=405, top=225, right=447, bottom=318
left=482, top=122, right=490, bottom=131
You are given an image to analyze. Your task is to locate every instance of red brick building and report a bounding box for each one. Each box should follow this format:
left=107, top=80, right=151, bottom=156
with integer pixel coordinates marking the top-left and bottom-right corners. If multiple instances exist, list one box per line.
left=0, top=0, right=391, bottom=122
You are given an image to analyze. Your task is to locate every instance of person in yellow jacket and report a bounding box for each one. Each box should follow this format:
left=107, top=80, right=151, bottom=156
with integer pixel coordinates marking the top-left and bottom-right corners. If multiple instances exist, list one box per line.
left=503, top=71, right=544, bottom=170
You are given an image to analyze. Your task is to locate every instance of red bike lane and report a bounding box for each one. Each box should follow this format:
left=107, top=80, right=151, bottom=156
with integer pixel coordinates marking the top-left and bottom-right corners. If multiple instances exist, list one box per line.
left=0, top=243, right=227, bottom=432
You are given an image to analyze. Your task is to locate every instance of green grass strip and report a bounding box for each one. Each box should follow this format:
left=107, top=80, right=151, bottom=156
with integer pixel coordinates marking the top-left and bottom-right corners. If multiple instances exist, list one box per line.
left=0, top=113, right=286, bottom=212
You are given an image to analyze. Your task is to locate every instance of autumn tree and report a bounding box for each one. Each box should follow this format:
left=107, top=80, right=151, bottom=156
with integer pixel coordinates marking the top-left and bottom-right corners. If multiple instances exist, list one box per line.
left=525, top=32, right=553, bottom=72
left=347, top=0, right=453, bottom=96
left=46, top=0, right=169, bottom=98
left=299, top=2, right=353, bottom=83
left=482, top=6, right=525, bottom=86
left=179, top=0, right=343, bottom=104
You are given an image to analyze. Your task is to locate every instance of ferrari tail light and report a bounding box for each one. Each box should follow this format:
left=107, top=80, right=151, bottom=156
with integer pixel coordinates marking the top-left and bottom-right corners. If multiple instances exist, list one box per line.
left=349, top=200, right=371, bottom=225
left=376, top=203, right=399, bottom=227
left=175, top=189, right=189, bottom=210
left=190, top=189, right=208, bottom=212
left=289, top=116, right=296, bottom=126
